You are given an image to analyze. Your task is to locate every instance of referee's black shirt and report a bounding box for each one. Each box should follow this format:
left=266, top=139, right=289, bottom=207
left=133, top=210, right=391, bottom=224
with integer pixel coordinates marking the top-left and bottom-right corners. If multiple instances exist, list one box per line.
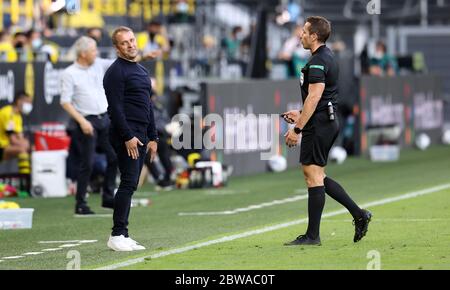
left=300, top=45, right=339, bottom=112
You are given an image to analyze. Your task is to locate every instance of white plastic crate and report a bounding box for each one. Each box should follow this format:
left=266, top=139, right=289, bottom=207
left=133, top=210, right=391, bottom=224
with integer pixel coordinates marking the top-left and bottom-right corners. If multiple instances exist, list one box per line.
left=369, top=145, right=400, bottom=162
left=31, top=150, right=68, bottom=197
left=0, top=208, right=34, bottom=229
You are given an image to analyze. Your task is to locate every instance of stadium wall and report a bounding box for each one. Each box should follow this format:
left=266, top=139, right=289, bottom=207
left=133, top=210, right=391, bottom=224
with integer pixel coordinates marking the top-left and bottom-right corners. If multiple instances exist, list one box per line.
left=202, top=75, right=443, bottom=176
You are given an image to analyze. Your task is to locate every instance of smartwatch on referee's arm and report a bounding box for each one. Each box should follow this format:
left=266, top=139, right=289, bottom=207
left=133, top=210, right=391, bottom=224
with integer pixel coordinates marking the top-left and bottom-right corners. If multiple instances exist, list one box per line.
left=294, top=127, right=303, bottom=134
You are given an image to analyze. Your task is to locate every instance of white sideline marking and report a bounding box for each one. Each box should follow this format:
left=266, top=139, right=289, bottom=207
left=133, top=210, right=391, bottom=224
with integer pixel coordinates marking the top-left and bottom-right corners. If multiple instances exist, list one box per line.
left=41, top=248, right=63, bottom=252
left=96, top=183, right=450, bottom=270
left=38, top=240, right=97, bottom=244
left=78, top=240, right=98, bottom=244
left=2, top=256, right=24, bottom=260
left=323, top=218, right=450, bottom=223
left=73, top=214, right=112, bottom=218
left=59, top=244, right=82, bottom=248
left=23, top=252, right=44, bottom=256
left=204, top=189, right=251, bottom=196
left=178, top=194, right=309, bottom=216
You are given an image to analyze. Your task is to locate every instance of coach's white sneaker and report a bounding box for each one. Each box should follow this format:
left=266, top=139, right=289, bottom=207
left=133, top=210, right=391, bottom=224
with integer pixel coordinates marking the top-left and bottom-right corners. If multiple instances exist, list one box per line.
left=107, top=235, right=133, bottom=251
left=125, top=237, right=146, bottom=250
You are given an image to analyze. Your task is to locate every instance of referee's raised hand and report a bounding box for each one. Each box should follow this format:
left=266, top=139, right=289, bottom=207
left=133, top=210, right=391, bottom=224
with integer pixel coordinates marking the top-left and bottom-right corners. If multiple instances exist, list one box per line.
left=281, top=110, right=301, bottom=124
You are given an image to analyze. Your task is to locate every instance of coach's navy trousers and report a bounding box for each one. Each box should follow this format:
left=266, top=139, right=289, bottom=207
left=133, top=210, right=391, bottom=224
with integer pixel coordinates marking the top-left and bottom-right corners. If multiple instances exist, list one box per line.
left=109, top=122, right=148, bottom=237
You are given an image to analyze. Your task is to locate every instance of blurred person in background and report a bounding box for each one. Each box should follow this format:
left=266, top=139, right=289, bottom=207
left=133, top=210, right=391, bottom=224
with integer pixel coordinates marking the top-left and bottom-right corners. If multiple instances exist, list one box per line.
left=144, top=78, right=174, bottom=191
left=12, top=32, right=29, bottom=61
left=87, top=27, right=103, bottom=45
left=222, top=26, right=244, bottom=62
left=0, top=91, right=32, bottom=174
left=60, top=36, right=117, bottom=215
left=369, top=41, right=398, bottom=76
left=0, top=31, right=18, bottom=62
left=24, top=29, right=59, bottom=63
left=137, top=21, right=171, bottom=60
left=278, top=24, right=310, bottom=78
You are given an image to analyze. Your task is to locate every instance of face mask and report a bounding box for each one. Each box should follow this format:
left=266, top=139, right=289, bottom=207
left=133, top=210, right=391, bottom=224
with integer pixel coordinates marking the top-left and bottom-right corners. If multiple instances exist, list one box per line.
left=32, top=39, right=42, bottom=49
left=15, top=42, right=24, bottom=49
left=21, top=102, right=33, bottom=115
left=374, top=51, right=383, bottom=59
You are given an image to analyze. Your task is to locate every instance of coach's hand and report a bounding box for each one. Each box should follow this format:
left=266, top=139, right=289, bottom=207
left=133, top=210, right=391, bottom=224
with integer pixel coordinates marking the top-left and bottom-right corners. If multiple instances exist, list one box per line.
left=281, top=110, right=301, bottom=124
left=80, top=119, right=94, bottom=136
left=284, top=129, right=299, bottom=148
left=125, top=137, right=144, bottom=160
left=147, top=141, right=158, bottom=163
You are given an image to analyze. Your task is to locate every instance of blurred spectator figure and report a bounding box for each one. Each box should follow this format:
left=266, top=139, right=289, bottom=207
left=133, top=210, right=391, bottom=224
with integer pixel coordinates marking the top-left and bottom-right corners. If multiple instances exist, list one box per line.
left=359, top=44, right=371, bottom=75
left=369, top=41, right=398, bottom=76
left=87, top=27, right=103, bottom=45
left=0, top=31, right=18, bottom=62
left=144, top=78, right=175, bottom=191
left=0, top=91, right=32, bottom=174
left=63, top=28, right=105, bottom=61
left=137, top=21, right=171, bottom=60
left=60, top=36, right=117, bottom=215
left=65, top=9, right=105, bottom=30
left=222, top=26, right=244, bottom=61
left=12, top=32, right=30, bottom=61
left=194, top=35, right=217, bottom=76
left=241, top=23, right=256, bottom=66
left=24, top=29, right=59, bottom=63
left=278, top=24, right=309, bottom=78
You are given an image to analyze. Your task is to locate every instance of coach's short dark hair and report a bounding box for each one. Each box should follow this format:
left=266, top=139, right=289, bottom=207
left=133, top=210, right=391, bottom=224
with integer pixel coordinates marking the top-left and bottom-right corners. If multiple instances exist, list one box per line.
left=112, top=26, right=133, bottom=46
left=306, top=16, right=331, bottom=43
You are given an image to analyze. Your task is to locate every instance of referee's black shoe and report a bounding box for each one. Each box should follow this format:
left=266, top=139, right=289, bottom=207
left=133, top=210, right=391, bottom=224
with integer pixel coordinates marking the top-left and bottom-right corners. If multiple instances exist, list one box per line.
left=284, top=234, right=321, bottom=246
left=353, top=209, right=372, bottom=243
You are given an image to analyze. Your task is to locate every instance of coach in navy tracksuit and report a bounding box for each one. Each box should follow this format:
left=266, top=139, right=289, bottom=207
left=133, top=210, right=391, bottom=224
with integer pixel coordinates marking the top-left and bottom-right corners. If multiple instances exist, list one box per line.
left=103, top=26, right=158, bottom=252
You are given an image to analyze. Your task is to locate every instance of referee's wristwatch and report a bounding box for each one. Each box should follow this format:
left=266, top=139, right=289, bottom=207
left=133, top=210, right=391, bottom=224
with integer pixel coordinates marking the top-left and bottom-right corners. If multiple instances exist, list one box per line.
left=293, top=127, right=303, bottom=135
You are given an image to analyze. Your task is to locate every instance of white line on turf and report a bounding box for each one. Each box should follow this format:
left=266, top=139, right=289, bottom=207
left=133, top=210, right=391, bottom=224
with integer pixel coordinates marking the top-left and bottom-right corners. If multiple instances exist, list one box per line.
left=2, top=256, right=25, bottom=260
left=23, top=252, right=44, bottom=256
left=96, top=183, right=450, bottom=270
left=38, top=240, right=98, bottom=244
left=204, top=189, right=251, bottom=196
left=41, top=248, right=63, bottom=252
left=178, top=194, right=309, bottom=216
left=322, top=218, right=450, bottom=223
left=59, top=244, right=82, bottom=248
left=73, top=214, right=112, bottom=218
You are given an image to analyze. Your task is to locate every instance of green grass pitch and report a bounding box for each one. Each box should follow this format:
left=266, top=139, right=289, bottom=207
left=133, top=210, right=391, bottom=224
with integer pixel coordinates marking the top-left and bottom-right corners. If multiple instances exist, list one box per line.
left=1, top=145, right=450, bottom=270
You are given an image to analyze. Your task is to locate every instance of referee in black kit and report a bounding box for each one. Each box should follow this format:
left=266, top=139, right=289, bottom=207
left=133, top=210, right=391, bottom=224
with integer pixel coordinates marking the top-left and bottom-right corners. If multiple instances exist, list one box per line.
left=282, top=16, right=372, bottom=246
left=103, top=26, right=158, bottom=251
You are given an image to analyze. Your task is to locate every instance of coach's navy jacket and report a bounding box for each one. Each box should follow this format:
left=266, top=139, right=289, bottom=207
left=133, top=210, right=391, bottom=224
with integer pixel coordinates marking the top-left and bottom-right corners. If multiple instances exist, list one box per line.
left=103, top=57, right=158, bottom=142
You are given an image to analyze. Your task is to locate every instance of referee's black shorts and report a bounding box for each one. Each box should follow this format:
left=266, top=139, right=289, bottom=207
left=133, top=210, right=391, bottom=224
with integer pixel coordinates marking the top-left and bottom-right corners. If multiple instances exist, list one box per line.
left=300, top=110, right=339, bottom=167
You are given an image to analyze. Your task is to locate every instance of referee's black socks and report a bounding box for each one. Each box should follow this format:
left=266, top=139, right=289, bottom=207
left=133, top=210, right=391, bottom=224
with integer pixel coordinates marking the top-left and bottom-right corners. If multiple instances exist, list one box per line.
left=324, top=177, right=363, bottom=219
left=306, top=186, right=325, bottom=240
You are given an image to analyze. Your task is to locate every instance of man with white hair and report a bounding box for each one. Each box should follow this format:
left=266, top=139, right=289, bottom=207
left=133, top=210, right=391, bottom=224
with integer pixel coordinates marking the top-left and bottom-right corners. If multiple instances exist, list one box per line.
left=60, top=36, right=118, bottom=215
